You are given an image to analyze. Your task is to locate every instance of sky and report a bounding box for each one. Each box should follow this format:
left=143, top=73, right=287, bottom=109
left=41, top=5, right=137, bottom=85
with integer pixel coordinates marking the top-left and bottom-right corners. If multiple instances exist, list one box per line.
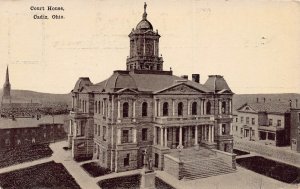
left=0, top=0, right=299, bottom=94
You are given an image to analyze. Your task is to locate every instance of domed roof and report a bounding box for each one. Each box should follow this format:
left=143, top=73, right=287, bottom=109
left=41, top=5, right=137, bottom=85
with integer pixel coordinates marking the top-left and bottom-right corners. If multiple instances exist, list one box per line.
left=136, top=19, right=153, bottom=31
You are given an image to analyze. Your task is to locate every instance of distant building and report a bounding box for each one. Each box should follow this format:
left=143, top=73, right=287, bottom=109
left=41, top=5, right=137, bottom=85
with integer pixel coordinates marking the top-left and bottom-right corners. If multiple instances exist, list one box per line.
left=0, top=115, right=67, bottom=151
left=2, top=66, right=11, bottom=104
left=68, top=3, right=236, bottom=179
left=233, top=102, right=291, bottom=146
left=290, top=108, right=300, bottom=152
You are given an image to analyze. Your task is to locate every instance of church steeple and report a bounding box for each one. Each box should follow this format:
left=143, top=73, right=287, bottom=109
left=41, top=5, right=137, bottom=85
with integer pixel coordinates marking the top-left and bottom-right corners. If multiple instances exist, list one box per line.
left=126, top=2, right=164, bottom=71
left=2, top=65, right=11, bottom=103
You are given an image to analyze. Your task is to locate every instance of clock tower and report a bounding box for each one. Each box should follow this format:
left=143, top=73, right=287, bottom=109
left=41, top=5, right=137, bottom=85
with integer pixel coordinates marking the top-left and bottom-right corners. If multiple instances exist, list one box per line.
left=126, top=3, right=164, bottom=71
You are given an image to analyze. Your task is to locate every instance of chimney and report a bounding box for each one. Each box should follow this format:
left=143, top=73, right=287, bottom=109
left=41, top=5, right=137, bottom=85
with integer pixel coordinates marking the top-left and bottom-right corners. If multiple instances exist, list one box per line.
left=256, top=98, right=259, bottom=103
left=296, top=99, right=298, bottom=108
left=192, top=74, right=200, bottom=83
left=181, top=75, right=188, bottom=80
left=289, top=99, right=292, bottom=107
left=263, top=98, right=266, bottom=103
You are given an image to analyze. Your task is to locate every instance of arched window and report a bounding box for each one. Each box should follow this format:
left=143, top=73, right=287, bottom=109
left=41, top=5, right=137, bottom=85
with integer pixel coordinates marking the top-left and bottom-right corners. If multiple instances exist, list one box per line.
left=222, top=101, right=226, bottom=114
left=95, top=101, right=97, bottom=113
left=206, top=101, right=211, bottom=115
left=163, top=102, right=169, bottom=116
left=123, top=102, right=129, bottom=118
left=142, top=102, right=148, bottom=117
left=79, top=99, right=82, bottom=108
left=192, top=102, right=197, bottom=115
left=178, top=102, right=183, bottom=116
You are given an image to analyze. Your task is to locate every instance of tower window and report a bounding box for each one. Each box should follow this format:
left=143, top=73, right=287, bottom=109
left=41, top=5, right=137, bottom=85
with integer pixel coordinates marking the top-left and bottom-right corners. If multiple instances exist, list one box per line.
left=124, top=154, right=130, bottom=166
left=163, top=102, right=168, bottom=116
left=142, top=128, right=148, bottom=141
left=222, top=101, right=226, bottom=114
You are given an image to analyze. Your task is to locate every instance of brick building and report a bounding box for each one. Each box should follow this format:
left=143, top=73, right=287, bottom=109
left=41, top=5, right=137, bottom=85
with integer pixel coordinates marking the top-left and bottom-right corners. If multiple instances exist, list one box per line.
left=0, top=115, right=67, bottom=151
left=290, top=108, right=300, bottom=152
left=68, top=3, right=235, bottom=177
left=233, top=102, right=291, bottom=146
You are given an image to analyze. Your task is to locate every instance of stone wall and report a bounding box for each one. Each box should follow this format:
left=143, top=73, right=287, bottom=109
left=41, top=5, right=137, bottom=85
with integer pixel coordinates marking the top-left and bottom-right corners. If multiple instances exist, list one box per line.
left=234, top=139, right=300, bottom=167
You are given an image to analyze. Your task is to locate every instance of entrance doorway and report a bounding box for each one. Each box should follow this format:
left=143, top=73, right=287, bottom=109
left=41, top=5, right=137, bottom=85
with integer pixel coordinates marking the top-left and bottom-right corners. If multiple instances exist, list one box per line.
left=154, top=153, right=159, bottom=168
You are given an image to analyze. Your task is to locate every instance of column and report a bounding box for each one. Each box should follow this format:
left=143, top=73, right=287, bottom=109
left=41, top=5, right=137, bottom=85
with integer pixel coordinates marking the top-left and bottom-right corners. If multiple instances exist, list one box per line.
left=172, top=99, right=175, bottom=116
left=195, top=126, right=198, bottom=145
left=211, top=125, right=215, bottom=142
left=201, top=126, right=204, bottom=140
left=157, top=100, right=161, bottom=117
left=153, top=127, right=157, bottom=145
left=229, top=99, right=232, bottom=114
left=133, top=128, right=137, bottom=143
left=208, top=125, right=212, bottom=142
left=132, top=100, right=136, bottom=122
left=172, top=128, right=176, bottom=148
left=230, top=123, right=233, bottom=135
left=160, top=127, right=164, bottom=146
left=179, top=126, right=183, bottom=146
left=154, top=99, right=157, bottom=117
left=219, top=100, right=222, bottom=114
left=133, top=100, right=136, bottom=117
left=117, top=100, right=121, bottom=120
left=203, top=100, right=206, bottom=115
left=164, top=128, right=168, bottom=147
left=200, top=99, right=203, bottom=115
left=117, top=128, right=121, bottom=144
left=74, top=122, right=77, bottom=137
left=204, top=125, right=207, bottom=141
left=219, top=124, right=222, bottom=135
left=187, top=100, right=190, bottom=115
left=72, top=97, right=74, bottom=109
left=69, top=120, right=73, bottom=135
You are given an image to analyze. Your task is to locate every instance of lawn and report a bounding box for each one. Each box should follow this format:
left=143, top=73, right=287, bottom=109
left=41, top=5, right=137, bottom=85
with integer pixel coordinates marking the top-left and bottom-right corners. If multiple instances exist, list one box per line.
left=237, top=156, right=300, bottom=184
left=0, top=144, right=53, bottom=168
left=81, top=162, right=111, bottom=177
left=0, top=161, right=80, bottom=189
left=98, top=174, right=175, bottom=189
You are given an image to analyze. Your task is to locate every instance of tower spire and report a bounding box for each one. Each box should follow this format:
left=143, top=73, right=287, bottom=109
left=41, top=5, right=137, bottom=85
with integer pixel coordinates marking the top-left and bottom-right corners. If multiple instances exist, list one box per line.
left=142, top=2, right=147, bottom=20
left=5, top=65, right=9, bottom=83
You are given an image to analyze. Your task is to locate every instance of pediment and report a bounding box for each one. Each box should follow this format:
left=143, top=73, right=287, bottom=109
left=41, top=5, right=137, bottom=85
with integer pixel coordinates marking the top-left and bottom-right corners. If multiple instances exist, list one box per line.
left=155, top=83, right=205, bottom=94
left=238, top=104, right=256, bottom=113
left=116, top=88, right=139, bottom=94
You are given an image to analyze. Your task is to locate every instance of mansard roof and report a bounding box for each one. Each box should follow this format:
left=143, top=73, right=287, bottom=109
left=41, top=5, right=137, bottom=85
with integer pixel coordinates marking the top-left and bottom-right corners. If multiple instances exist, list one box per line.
left=204, top=75, right=233, bottom=94
left=87, top=70, right=211, bottom=94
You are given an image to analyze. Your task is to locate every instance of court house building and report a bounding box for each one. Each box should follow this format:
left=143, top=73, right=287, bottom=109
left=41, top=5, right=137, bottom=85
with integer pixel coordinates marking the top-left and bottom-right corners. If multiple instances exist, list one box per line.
left=68, top=3, right=236, bottom=179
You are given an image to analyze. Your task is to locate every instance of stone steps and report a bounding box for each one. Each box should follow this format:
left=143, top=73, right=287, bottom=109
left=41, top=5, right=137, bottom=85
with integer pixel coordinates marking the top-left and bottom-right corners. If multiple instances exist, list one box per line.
left=182, top=157, right=236, bottom=180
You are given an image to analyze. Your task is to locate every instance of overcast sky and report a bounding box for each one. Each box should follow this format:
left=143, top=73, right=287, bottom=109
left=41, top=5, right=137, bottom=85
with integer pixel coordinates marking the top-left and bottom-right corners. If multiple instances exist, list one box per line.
left=0, top=0, right=299, bottom=94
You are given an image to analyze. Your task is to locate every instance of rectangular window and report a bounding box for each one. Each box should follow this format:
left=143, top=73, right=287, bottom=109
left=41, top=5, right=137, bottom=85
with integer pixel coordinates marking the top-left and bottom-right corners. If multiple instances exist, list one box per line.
left=252, top=118, right=255, bottom=125
left=235, top=118, right=238, bottom=122
left=124, top=154, right=130, bottom=166
left=269, top=119, right=273, bottom=126
left=277, top=120, right=281, bottom=126
left=268, top=133, right=275, bottom=140
left=98, top=125, right=101, bottom=136
left=251, top=130, right=255, bottom=137
left=142, top=128, right=148, bottom=141
left=222, top=124, right=226, bottom=135
left=236, top=126, right=238, bottom=131
left=246, top=117, right=249, bottom=124
left=122, top=130, right=129, bottom=143
left=94, top=124, right=97, bottom=135
left=240, top=128, right=243, bottom=134
left=103, top=126, right=107, bottom=141
left=241, top=117, right=244, bottom=123
left=298, top=113, right=300, bottom=122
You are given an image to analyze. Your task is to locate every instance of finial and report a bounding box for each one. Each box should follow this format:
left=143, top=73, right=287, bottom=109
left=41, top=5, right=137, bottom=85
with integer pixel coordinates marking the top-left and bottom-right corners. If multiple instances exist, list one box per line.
left=143, top=2, right=147, bottom=20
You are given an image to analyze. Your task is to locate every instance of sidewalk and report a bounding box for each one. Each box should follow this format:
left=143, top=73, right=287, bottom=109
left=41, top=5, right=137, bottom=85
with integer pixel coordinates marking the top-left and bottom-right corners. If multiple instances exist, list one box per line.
left=0, top=157, right=52, bottom=174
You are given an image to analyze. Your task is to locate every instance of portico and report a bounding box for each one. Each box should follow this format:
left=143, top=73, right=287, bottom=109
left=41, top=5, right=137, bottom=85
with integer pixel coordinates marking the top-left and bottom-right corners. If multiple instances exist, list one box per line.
left=153, top=124, right=215, bottom=149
